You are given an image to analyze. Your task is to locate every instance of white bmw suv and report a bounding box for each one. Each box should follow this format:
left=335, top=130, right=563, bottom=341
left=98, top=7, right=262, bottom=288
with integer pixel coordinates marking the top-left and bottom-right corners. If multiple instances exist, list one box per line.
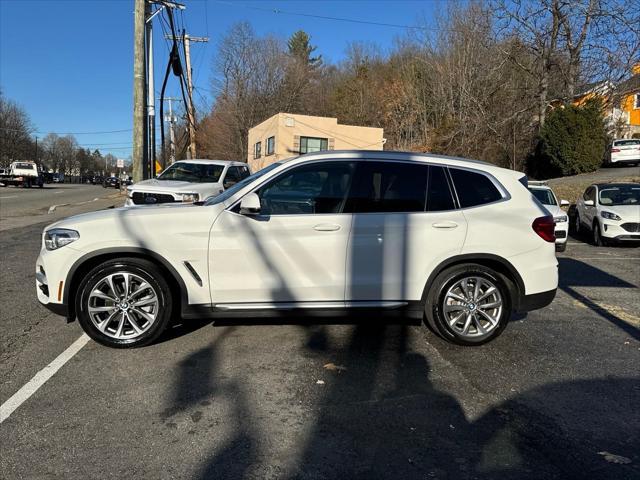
left=36, top=151, right=558, bottom=348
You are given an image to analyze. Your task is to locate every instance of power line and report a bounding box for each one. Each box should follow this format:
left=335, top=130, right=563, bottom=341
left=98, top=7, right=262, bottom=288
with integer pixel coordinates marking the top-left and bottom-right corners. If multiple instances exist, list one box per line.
left=0, top=127, right=132, bottom=135
left=212, top=0, right=435, bottom=31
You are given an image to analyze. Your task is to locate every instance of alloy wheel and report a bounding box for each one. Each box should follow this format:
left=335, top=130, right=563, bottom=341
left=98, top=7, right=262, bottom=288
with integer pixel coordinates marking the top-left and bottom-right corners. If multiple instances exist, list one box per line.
left=442, top=276, right=503, bottom=338
left=87, top=271, right=159, bottom=340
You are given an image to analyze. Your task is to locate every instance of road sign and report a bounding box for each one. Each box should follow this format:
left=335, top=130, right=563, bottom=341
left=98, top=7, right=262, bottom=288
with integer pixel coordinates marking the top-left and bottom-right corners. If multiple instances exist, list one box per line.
left=116, top=158, right=125, bottom=168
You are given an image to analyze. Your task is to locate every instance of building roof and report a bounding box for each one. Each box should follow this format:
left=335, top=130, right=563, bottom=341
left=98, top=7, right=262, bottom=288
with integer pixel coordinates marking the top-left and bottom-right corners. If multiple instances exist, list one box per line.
left=614, top=73, right=640, bottom=95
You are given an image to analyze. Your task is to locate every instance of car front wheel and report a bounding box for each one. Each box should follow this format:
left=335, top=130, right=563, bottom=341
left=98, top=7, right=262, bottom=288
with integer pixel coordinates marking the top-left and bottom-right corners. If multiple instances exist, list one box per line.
left=76, top=258, right=173, bottom=348
left=424, top=264, right=512, bottom=346
left=593, top=222, right=607, bottom=247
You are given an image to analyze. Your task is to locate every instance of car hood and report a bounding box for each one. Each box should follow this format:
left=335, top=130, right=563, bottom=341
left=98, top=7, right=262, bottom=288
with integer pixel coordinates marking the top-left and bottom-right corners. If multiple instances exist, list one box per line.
left=600, top=204, right=640, bottom=221
left=130, top=179, right=222, bottom=194
left=45, top=203, right=226, bottom=253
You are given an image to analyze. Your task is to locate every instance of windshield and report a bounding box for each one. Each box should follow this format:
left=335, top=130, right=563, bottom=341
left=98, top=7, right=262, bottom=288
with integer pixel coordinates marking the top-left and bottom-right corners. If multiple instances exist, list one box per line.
left=158, top=162, right=224, bottom=183
left=204, top=162, right=281, bottom=205
left=598, top=185, right=640, bottom=206
left=529, top=188, right=557, bottom=206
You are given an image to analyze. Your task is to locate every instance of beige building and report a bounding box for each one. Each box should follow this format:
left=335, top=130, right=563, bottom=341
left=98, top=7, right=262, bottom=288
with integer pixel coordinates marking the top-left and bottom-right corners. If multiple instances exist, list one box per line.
left=247, top=113, right=384, bottom=171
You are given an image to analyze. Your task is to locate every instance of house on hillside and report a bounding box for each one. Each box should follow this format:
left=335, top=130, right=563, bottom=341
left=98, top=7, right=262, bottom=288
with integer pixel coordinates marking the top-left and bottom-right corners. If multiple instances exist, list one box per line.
left=554, top=64, right=640, bottom=139
left=247, top=113, right=385, bottom=171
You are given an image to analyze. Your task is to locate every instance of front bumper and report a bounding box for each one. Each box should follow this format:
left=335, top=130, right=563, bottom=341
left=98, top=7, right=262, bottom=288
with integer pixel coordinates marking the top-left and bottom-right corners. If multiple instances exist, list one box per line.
left=36, top=248, right=78, bottom=321
left=601, top=222, right=640, bottom=240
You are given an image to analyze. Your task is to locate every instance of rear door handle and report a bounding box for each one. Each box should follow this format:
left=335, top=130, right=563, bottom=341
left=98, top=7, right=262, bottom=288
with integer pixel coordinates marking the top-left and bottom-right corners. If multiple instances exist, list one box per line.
left=313, top=223, right=341, bottom=232
left=432, top=221, right=458, bottom=229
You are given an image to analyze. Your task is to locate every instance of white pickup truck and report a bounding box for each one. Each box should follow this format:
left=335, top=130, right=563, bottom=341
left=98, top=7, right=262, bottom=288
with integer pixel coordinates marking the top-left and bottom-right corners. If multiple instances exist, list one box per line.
left=125, top=159, right=250, bottom=206
left=0, top=161, right=44, bottom=188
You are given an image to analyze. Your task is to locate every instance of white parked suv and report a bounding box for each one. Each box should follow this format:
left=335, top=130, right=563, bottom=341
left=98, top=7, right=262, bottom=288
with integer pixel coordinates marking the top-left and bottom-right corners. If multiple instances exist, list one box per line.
left=124, top=159, right=250, bottom=206
left=606, top=139, right=640, bottom=166
left=36, top=151, right=558, bottom=348
left=527, top=181, right=570, bottom=252
left=574, top=183, right=640, bottom=246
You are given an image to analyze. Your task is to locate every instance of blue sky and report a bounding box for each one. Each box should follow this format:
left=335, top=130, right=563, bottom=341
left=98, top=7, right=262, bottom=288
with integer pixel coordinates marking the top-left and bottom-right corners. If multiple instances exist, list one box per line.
left=0, top=0, right=440, bottom=157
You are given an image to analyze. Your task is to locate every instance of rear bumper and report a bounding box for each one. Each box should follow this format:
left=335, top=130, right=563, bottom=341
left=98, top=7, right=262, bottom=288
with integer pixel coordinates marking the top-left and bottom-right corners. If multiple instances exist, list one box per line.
left=517, top=288, right=556, bottom=312
left=610, top=157, right=639, bottom=164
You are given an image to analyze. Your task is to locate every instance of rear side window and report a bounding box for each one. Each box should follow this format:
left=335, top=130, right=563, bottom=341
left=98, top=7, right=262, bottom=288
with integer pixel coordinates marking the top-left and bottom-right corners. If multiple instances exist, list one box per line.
left=345, top=161, right=428, bottom=213
left=449, top=168, right=503, bottom=208
left=426, top=166, right=455, bottom=211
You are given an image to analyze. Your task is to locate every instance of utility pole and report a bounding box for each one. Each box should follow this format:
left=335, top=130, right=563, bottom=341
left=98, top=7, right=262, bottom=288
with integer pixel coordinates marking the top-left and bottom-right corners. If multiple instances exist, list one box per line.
left=160, top=97, right=180, bottom=165
left=164, top=33, right=208, bottom=159
left=132, top=0, right=147, bottom=182
left=146, top=6, right=156, bottom=177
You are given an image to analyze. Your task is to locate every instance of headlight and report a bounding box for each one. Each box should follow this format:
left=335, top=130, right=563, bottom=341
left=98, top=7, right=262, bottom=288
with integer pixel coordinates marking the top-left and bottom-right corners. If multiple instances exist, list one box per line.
left=554, top=215, right=568, bottom=223
left=601, top=211, right=621, bottom=221
left=44, top=228, right=79, bottom=250
left=180, top=193, right=199, bottom=203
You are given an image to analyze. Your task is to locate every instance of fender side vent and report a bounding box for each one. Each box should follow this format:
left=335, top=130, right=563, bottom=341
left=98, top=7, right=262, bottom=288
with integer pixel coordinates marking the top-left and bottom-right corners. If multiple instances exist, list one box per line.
left=183, top=261, right=203, bottom=287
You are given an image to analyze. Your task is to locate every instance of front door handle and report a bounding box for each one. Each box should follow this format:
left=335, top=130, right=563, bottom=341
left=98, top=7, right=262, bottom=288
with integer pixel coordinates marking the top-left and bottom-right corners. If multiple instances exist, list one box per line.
left=313, top=223, right=341, bottom=232
left=432, top=221, right=458, bottom=229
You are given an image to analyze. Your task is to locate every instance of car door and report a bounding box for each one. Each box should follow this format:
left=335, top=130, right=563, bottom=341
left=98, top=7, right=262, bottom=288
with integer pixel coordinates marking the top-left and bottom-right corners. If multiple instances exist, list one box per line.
left=345, top=162, right=467, bottom=302
left=209, top=161, right=355, bottom=305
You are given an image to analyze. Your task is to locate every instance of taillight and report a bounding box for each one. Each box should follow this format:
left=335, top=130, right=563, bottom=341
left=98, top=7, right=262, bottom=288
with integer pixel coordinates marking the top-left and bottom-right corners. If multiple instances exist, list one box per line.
left=532, top=216, right=556, bottom=243
left=611, top=148, right=620, bottom=153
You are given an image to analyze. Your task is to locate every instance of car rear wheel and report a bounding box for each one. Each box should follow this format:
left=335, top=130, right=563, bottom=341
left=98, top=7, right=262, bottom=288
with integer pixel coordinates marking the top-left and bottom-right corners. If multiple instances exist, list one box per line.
left=424, top=264, right=512, bottom=346
left=76, top=258, right=173, bottom=348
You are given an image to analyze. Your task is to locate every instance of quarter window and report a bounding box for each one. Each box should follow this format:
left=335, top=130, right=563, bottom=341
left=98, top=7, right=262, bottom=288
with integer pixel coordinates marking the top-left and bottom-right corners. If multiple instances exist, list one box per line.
left=266, top=136, right=275, bottom=156
left=426, top=166, right=455, bottom=211
left=345, top=162, right=428, bottom=213
left=449, top=168, right=503, bottom=208
left=300, top=137, right=328, bottom=154
left=254, top=142, right=262, bottom=159
left=257, top=162, right=355, bottom=215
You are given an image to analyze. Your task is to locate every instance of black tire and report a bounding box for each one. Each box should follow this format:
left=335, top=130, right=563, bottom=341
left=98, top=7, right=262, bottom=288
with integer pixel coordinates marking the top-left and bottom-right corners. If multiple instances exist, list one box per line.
left=556, top=242, right=567, bottom=252
left=593, top=222, right=607, bottom=247
left=424, top=263, right=512, bottom=346
left=76, top=257, right=173, bottom=348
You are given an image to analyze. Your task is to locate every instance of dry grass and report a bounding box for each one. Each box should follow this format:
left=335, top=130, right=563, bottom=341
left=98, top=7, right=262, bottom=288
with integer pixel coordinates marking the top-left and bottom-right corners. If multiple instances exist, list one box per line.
left=549, top=176, right=640, bottom=205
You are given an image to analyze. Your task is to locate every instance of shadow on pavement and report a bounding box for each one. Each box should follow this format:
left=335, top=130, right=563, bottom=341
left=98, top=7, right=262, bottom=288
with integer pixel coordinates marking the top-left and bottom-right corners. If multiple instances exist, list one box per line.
left=558, top=257, right=639, bottom=340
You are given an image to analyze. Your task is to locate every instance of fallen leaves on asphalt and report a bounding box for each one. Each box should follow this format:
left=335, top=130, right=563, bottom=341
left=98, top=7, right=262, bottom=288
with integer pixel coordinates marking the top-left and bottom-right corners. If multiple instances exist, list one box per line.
left=323, top=362, right=347, bottom=373
left=597, top=451, right=632, bottom=464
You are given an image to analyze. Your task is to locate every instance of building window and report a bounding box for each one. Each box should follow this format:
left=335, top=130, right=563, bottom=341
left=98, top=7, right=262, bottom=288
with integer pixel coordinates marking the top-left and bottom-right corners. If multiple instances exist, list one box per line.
left=635, top=93, right=640, bottom=109
left=300, top=136, right=328, bottom=154
left=266, top=136, right=275, bottom=156
left=254, top=141, right=262, bottom=159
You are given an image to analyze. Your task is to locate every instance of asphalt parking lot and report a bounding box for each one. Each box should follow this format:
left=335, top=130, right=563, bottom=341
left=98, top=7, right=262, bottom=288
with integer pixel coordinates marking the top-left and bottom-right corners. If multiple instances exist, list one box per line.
left=1, top=188, right=639, bottom=480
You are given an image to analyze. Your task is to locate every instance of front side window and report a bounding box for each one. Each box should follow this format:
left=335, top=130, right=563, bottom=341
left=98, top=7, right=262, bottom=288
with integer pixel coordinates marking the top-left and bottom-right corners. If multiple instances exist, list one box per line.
left=598, top=185, right=639, bottom=206
left=266, top=136, right=275, bottom=155
left=529, top=188, right=557, bottom=206
left=449, top=168, right=503, bottom=208
left=258, top=162, right=355, bottom=215
left=157, top=162, right=224, bottom=183
left=254, top=142, right=262, bottom=159
left=224, top=166, right=241, bottom=185
left=300, top=136, right=328, bottom=154
left=345, top=161, right=428, bottom=213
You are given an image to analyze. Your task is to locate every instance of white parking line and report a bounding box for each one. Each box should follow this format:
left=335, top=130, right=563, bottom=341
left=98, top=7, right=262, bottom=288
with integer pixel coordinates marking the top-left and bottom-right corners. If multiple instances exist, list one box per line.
left=571, top=257, right=640, bottom=260
left=0, top=334, right=90, bottom=424
left=0, top=196, right=18, bottom=199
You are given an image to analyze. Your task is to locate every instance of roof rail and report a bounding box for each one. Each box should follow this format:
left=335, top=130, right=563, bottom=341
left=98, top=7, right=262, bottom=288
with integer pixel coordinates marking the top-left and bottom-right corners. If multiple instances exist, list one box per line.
left=528, top=180, right=549, bottom=186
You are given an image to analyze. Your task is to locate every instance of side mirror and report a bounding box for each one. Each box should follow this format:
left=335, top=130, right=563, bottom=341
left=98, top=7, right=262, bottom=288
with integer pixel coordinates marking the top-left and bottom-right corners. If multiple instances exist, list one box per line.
left=560, top=199, right=569, bottom=207
left=584, top=200, right=594, bottom=207
left=240, top=192, right=261, bottom=215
